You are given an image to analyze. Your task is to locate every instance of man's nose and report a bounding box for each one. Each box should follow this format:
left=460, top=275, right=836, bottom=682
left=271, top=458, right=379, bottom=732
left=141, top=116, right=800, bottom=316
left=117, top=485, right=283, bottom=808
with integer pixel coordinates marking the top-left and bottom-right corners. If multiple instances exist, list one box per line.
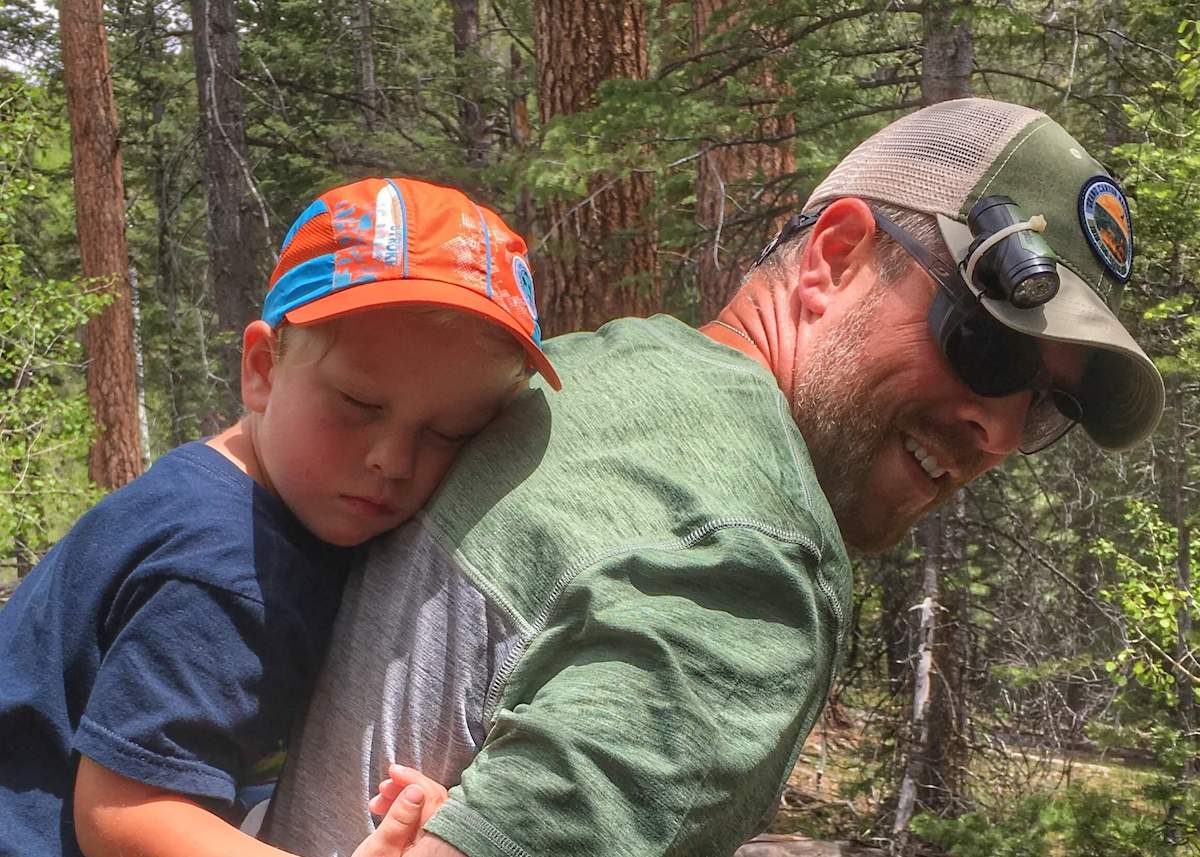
left=954, top=389, right=1030, bottom=458
left=366, top=430, right=417, bottom=480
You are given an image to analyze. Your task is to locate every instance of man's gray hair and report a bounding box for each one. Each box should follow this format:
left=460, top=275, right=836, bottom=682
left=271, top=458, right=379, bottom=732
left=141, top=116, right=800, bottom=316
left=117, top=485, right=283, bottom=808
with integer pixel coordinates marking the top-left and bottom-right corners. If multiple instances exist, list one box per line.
left=754, top=201, right=949, bottom=289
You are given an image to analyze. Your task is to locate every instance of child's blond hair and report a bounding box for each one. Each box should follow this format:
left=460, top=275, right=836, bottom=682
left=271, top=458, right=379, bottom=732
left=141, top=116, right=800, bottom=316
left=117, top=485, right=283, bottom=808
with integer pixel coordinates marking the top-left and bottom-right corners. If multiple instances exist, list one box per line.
left=276, top=307, right=533, bottom=380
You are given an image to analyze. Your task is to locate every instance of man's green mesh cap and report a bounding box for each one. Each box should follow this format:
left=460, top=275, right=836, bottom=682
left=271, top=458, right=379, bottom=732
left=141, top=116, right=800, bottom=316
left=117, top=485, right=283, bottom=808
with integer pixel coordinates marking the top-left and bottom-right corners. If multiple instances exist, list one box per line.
left=805, top=98, right=1163, bottom=451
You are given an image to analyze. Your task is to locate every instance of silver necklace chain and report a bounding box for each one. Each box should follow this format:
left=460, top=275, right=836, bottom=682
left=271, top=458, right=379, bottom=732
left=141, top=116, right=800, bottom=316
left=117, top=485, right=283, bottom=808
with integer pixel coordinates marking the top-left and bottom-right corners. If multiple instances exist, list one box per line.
left=710, top=320, right=755, bottom=345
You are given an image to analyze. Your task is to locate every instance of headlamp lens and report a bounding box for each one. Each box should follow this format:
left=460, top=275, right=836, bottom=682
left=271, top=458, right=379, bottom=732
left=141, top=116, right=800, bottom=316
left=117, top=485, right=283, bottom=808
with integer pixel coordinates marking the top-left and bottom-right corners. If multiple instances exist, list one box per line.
left=1010, top=272, right=1059, bottom=309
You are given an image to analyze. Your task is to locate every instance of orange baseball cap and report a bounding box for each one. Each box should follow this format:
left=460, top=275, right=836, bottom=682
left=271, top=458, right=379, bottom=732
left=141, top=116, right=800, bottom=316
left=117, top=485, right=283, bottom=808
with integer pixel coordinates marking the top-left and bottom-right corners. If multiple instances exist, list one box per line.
left=262, top=177, right=560, bottom=390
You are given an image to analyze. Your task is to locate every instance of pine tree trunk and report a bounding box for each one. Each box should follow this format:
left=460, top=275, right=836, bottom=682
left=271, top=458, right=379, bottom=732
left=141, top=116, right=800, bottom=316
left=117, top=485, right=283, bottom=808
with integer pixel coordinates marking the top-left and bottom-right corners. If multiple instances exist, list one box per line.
left=692, top=1, right=796, bottom=321
left=920, top=0, right=973, bottom=105
left=451, top=0, right=488, bottom=165
left=60, top=0, right=144, bottom=490
left=152, top=107, right=191, bottom=448
left=357, top=0, right=383, bottom=130
left=1103, top=0, right=1127, bottom=149
left=192, top=0, right=259, bottom=422
left=532, top=0, right=659, bottom=334
left=508, top=42, right=536, bottom=239
left=892, top=495, right=971, bottom=852
left=924, top=494, right=968, bottom=812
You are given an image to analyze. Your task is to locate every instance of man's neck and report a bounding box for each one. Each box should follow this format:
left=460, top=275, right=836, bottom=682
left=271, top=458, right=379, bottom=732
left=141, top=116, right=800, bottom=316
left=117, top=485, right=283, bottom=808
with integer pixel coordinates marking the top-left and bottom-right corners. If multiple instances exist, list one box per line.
left=699, top=319, right=771, bottom=371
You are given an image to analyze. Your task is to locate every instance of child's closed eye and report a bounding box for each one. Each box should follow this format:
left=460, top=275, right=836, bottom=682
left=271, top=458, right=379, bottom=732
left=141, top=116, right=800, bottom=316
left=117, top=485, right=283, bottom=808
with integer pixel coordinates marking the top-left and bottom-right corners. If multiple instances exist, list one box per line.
left=427, top=426, right=476, bottom=445
left=339, top=391, right=382, bottom=412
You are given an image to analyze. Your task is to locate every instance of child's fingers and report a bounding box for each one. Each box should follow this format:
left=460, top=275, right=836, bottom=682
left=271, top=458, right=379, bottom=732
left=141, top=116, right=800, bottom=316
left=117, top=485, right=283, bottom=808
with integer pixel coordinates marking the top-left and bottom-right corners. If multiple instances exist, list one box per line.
left=366, top=790, right=393, bottom=817
left=367, top=776, right=403, bottom=817
left=372, top=784, right=426, bottom=850
left=351, top=784, right=426, bottom=857
left=387, top=764, right=449, bottom=803
left=375, top=775, right=406, bottom=803
left=385, top=764, right=449, bottom=838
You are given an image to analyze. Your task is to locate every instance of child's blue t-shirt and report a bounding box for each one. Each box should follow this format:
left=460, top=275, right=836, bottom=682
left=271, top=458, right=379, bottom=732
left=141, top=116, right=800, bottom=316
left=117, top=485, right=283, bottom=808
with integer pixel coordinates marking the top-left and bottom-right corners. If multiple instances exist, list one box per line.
left=0, top=441, right=354, bottom=856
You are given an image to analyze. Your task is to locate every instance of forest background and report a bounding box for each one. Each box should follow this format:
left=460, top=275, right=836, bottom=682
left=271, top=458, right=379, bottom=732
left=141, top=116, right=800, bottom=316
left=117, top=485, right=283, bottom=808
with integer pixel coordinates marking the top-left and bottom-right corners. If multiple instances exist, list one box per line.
left=0, top=0, right=1197, bottom=854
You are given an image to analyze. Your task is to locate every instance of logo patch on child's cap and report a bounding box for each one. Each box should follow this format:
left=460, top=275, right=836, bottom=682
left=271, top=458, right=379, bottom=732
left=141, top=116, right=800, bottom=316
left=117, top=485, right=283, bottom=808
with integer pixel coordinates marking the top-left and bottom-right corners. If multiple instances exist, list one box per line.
left=1078, top=176, right=1133, bottom=282
left=513, top=256, right=536, bottom=316
left=512, top=255, right=541, bottom=344
left=371, top=182, right=406, bottom=271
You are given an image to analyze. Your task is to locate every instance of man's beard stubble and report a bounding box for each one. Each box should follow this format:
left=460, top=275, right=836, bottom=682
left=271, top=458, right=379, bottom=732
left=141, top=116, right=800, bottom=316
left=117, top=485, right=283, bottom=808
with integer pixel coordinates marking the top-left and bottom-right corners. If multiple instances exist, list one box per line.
left=789, top=287, right=906, bottom=553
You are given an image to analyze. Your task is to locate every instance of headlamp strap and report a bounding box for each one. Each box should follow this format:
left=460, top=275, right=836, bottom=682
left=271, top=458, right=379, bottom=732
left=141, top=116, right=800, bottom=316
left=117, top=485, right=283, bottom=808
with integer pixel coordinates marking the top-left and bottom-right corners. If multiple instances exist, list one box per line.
left=962, top=214, right=1048, bottom=292
left=752, top=211, right=822, bottom=269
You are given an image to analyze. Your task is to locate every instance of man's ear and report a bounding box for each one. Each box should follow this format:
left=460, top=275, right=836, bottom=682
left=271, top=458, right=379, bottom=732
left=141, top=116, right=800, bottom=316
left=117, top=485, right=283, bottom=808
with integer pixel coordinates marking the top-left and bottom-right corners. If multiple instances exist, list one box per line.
left=794, top=198, right=877, bottom=318
left=241, top=320, right=278, bottom=414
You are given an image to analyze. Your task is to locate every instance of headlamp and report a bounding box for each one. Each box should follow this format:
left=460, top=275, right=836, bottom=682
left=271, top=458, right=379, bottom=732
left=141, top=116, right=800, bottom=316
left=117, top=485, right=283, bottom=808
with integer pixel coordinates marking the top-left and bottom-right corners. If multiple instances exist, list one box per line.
left=963, top=195, right=1059, bottom=309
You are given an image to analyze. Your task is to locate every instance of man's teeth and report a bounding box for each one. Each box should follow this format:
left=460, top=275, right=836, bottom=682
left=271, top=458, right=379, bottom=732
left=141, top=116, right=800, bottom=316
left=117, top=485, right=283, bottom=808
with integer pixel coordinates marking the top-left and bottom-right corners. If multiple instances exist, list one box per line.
left=904, top=437, right=947, bottom=479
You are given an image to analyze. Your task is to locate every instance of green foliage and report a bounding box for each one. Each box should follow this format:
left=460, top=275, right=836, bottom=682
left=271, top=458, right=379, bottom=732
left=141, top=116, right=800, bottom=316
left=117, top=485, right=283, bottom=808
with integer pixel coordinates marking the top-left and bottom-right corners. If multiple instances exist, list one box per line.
left=1089, top=495, right=1199, bottom=850
left=912, top=787, right=1183, bottom=857
left=1094, top=499, right=1197, bottom=704
left=0, top=81, right=107, bottom=573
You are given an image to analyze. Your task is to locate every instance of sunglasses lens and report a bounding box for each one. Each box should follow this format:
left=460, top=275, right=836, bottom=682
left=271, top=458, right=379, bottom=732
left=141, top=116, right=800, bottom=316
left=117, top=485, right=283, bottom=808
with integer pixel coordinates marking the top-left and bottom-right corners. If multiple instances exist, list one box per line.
left=943, top=310, right=1082, bottom=454
left=945, top=313, right=1040, bottom=397
left=1020, top=389, right=1082, bottom=454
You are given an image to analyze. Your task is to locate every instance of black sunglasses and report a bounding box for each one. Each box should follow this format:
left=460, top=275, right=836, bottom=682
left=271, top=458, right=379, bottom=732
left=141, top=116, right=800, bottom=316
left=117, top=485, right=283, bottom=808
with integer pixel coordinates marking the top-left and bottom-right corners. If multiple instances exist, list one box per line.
left=755, top=210, right=1083, bottom=454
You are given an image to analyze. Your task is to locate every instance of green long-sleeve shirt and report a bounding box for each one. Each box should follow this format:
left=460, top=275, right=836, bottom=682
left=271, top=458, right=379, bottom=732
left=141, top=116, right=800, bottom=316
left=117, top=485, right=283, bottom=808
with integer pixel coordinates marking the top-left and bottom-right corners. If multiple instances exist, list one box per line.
left=266, top=315, right=852, bottom=857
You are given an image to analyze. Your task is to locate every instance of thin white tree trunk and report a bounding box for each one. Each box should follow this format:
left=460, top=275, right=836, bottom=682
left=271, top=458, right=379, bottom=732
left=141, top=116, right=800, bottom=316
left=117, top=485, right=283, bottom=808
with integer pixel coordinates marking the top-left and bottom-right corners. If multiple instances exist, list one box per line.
left=893, top=518, right=941, bottom=849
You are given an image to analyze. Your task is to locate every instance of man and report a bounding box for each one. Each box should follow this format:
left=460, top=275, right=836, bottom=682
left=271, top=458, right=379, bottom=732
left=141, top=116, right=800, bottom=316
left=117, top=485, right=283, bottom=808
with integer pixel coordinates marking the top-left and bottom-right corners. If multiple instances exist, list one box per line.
left=264, top=99, right=1162, bottom=857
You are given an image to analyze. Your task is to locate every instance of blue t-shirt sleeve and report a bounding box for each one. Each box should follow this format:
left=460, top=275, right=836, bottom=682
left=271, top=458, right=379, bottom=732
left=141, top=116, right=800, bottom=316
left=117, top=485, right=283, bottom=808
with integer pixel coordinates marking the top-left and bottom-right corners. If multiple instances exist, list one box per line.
left=74, top=575, right=304, bottom=804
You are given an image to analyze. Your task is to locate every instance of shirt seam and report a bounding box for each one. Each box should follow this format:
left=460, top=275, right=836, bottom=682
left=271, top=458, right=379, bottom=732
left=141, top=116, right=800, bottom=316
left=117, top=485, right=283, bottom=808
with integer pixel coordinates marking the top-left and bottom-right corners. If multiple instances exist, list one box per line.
left=643, top=318, right=840, bottom=562
left=418, top=512, right=534, bottom=638
left=429, top=800, right=533, bottom=857
left=651, top=318, right=847, bottom=645
left=479, top=517, right=823, bottom=726
left=75, top=713, right=235, bottom=795
left=122, top=567, right=282, bottom=613
left=641, top=315, right=777, bottom=382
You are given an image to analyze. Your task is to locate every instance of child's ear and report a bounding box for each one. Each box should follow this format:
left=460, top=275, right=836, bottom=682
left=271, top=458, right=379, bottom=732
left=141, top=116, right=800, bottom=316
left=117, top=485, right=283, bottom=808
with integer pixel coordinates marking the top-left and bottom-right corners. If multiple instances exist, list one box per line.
left=241, top=321, right=278, bottom=414
left=794, top=198, right=878, bottom=319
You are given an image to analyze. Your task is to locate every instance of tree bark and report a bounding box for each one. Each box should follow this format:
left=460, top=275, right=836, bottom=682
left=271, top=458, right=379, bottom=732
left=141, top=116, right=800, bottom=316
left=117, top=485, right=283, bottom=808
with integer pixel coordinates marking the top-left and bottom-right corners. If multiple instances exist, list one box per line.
left=692, top=1, right=796, bottom=321
left=357, top=0, right=384, bottom=130
left=508, top=42, right=536, bottom=239
left=923, top=494, right=968, bottom=813
left=60, top=0, right=144, bottom=490
left=1102, top=0, right=1127, bottom=149
left=891, top=494, right=970, bottom=852
left=192, top=0, right=259, bottom=422
left=451, top=0, right=488, bottom=165
left=532, top=0, right=659, bottom=334
left=920, top=0, right=973, bottom=105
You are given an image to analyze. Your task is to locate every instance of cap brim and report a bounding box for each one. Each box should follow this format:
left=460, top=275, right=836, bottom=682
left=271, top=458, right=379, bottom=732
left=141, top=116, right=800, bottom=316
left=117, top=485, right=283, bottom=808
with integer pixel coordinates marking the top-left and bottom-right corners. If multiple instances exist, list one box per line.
left=937, top=215, right=1163, bottom=450
left=285, top=278, right=562, bottom=391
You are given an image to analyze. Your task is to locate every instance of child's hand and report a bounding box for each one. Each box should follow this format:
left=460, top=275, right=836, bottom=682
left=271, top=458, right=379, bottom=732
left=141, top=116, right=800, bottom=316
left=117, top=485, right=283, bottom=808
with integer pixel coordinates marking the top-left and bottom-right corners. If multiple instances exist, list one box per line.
left=353, top=765, right=449, bottom=857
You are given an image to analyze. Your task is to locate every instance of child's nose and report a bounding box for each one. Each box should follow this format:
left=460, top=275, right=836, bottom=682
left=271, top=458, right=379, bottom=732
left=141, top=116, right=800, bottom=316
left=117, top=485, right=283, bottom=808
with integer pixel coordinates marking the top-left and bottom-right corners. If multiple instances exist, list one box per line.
left=366, top=430, right=417, bottom=480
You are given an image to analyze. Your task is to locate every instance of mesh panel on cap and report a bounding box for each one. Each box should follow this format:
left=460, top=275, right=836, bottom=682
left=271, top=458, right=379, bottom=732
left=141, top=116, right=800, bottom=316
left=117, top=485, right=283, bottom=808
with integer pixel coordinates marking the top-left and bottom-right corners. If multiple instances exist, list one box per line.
left=269, top=211, right=334, bottom=288
left=805, top=99, right=1044, bottom=217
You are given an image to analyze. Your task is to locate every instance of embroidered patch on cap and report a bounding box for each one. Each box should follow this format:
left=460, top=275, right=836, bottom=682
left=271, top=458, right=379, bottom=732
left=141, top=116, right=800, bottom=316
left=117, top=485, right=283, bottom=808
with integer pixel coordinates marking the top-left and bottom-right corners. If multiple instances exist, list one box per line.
left=513, top=255, right=536, bottom=314
left=1078, top=177, right=1133, bottom=282
left=512, top=255, right=541, bottom=343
